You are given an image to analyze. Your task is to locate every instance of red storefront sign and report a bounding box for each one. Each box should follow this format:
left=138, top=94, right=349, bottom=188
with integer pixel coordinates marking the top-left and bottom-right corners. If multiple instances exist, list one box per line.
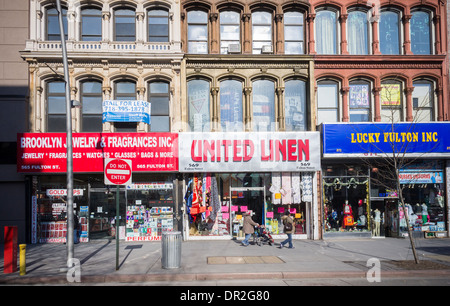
left=17, top=133, right=178, bottom=173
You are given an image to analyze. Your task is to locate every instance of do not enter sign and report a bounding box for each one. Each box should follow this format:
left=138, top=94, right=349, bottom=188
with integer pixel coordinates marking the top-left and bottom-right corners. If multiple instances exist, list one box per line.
left=104, top=158, right=132, bottom=185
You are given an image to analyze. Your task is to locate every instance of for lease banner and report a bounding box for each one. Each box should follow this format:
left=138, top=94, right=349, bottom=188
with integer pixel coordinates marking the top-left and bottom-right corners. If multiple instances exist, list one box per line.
left=17, top=133, right=178, bottom=173
left=178, top=132, right=321, bottom=172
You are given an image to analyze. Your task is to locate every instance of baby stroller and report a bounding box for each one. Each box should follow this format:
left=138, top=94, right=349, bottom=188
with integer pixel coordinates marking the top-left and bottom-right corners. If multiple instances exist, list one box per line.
left=253, top=225, right=274, bottom=246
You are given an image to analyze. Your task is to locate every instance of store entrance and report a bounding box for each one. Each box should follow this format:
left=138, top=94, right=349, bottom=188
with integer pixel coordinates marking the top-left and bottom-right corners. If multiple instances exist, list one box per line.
left=230, top=187, right=265, bottom=239
left=89, top=187, right=126, bottom=239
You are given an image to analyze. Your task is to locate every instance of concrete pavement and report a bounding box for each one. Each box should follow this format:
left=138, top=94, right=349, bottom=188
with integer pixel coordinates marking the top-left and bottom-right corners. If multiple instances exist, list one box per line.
left=1, top=237, right=450, bottom=285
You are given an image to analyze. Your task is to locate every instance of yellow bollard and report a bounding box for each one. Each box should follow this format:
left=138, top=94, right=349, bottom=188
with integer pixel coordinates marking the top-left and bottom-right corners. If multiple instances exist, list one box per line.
left=19, top=244, right=26, bottom=276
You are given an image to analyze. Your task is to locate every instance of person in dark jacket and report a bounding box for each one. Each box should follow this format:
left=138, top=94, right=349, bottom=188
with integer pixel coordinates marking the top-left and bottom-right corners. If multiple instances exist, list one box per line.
left=279, top=211, right=294, bottom=249
left=241, top=211, right=259, bottom=246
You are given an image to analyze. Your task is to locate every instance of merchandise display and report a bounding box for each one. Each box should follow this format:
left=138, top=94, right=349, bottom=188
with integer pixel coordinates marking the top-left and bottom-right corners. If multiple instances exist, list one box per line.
left=126, top=205, right=173, bottom=241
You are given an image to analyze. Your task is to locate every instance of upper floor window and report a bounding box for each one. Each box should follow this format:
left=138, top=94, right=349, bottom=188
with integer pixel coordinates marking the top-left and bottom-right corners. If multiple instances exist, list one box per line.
left=148, top=81, right=170, bottom=132
left=317, top=80, right=339, bottom=124
left=347, top=10, right=369, bottom=55
left=47, top=81, right=66, bottom=132
left=284, top=11, right=304, bottom=54
left=148, top=9, right=169, bottom=42
left=379, top=10, right=400, bottom=55
left=252, top=79, right=275, bottom=131
left=81, top=8, right=102, bottom=41
left=114, top=8, right=136, bottom=42
left=285, top=79, right=306, bottom=130
left=349, top=81, right=371, bottom=122
left=380, top=80, right=403, bottom=122
left=220, top=11, right=241, bottom=54
left=47, top=7, right=67, bottom=41
left=187, top=11, right=208, bottom=54
left=315, top=9, right=337, bottom=55
left=188, top=79, right=210, bottom=131
left=411, top=10, right=431, bottom=55
left=220, top=79, right=243, bottom=131
left=252, top=11, right=272, bottom=54
left=81, top=80, right=103, bottom=132
left=412, top=80, right=434, bottom=122
left=114, top=81, right=137, bottom=132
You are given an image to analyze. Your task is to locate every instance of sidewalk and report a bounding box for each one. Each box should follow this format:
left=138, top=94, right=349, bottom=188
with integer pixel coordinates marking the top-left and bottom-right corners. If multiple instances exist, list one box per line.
left=1, top=237, right=450, bottom=285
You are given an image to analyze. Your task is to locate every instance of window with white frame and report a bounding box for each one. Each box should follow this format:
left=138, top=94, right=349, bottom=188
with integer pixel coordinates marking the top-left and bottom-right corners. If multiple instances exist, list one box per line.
left=47, top=7, right=67, bottom=41
left=220, top=79, right=243, bottom=131
left=187, top=11, right=208, bottom=54
left=188, top=79, right=210, bottom=131
left=317, top=80, right=339, bottom=124
left=220, top=11, right=241, bottom=54
left=284, top=11, right=304, bottom=54
left=412, top=80, right=434, bottom=122
left=47, top=81, right=66, bottom=132
left=252, top=79, right=275, bottom=131
left=148, top=81, right=170, bottom=132
left=114, top=81, right=137, bottom=132
left=347, top=10, right=369, bottom=55
left=349, top=81, right=371, bottom=122
left=380, top=80, right=403, bottom=122
left=252, top=11, right=272, bottom=54
left=114, top=8, right=136, bottom=42
left=81, top=80, right=103, bottom=132
left=148, top=9, right=169, bottom=42
left=81, top=7, right=102, bottom=41
left=315, top=9, right=337, bottom=55
left=285, top=79, right=306, bottom=130
left=379, top=10, right=401, bottom=55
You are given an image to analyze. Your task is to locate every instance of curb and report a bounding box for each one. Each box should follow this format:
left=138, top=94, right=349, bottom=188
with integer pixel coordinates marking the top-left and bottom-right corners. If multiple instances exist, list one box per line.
left=1, top=269, right=450, bottom=285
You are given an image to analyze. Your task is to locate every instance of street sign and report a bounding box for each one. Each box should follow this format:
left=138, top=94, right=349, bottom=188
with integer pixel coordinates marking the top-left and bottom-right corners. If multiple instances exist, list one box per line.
left=104, top=158, right=132, bottom=185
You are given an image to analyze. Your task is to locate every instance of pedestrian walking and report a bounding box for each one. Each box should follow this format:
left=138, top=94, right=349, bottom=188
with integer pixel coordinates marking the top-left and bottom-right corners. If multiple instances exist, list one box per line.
left=279, top=211, right=294, bottom=249
left=241, top=211, right=259, bottom=246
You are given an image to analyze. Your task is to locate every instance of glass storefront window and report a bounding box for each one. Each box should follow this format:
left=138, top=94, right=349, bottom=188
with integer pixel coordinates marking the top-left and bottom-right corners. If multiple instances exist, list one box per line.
left=323, top=165, right=370, bottom=234
left=126, top=182, right=175, bottom=241
left=185, top=172, right=311, bottom=239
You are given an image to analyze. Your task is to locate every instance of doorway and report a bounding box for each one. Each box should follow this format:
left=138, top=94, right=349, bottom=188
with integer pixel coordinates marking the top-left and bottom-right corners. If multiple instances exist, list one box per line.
left=230, top=187, right=265, bottom=239
left=88, top=187, right=126, bottom=239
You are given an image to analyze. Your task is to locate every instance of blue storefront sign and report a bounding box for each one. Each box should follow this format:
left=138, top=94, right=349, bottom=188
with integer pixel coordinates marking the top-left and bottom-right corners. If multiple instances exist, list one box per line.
left=322, top=122, right=450, bottom=157
left=102, top=100, right=151, bottom=124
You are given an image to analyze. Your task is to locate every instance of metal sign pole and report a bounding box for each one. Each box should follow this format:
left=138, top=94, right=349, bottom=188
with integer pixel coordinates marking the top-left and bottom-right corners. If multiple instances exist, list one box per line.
left=116, top=185, right=120, bottom=270
left=56, top=0, right=74, bottom=267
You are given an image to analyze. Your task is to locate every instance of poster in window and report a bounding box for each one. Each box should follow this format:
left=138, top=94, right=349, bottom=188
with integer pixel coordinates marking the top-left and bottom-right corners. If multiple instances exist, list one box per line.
left=349, top=84, right=369, bottom=107
left=381, top=84, right=401, bottom=106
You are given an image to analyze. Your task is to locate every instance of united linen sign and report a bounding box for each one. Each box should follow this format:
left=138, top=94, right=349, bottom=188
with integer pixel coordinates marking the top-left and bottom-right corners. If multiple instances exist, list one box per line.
left=18, top=133, right=178, bottom=173
left=322, top=122, right=450, bottom=158
left=178, top=132, right=321, bottom=172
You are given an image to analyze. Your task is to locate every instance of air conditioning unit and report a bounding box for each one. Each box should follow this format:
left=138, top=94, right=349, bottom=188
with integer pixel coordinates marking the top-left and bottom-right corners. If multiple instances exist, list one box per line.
left=261, top=44, right=273, bottom=54
left=227, top=44, right=241, bottom=54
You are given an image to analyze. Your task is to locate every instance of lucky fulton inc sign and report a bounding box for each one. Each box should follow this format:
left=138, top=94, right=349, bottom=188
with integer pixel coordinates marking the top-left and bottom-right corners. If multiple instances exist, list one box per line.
left=322, top=122, right=450, bottom=158
left=17, top=133, right=178, bottom=173
left=178, top=132, right=321, bottom=172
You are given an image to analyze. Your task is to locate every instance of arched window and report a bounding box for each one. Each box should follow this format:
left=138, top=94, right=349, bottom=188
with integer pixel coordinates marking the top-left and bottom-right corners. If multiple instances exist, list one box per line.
left=379, top=10, right=400, bottom=55
left=412, top=80, right=434, bottom=122
left=81, top=80, right=103, bottom=132
left=315, top=9, right=337, bottom=54
left=148, top=81, right=170, bottom=131
left=380, top=80, right=403, bottom=122
left=349, top=80, right=371, bottom=122
left=114, top=80, right=137, bottom=132
left=114, top=8, right=136, bottom=41
left=81, top=8, right=102, bottom=41
left=347, top=10, right=369, bottom=55
left=47, top=7, right=67, bottom=41
left=411, top=10, right=431, bottom=55
left=220, top=79, right=243, bottom=131
left=285, top=80, right=306, bottom=130
left=317, top=80, right=339, bottom=124
left=187, top=11, right=208, bottom=54
left=47, top=81, right=66, bottom=132
left=252, top=11, right=272, bottom=54
left=220, top=11, right=241, bottom=54
left=148, top=9, right=169, bottom=42
left=188, top=79, right=210, bottom=131
left=284, top=11, right=304, bottom=54
left=252, top=79, right=275, bottom=131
